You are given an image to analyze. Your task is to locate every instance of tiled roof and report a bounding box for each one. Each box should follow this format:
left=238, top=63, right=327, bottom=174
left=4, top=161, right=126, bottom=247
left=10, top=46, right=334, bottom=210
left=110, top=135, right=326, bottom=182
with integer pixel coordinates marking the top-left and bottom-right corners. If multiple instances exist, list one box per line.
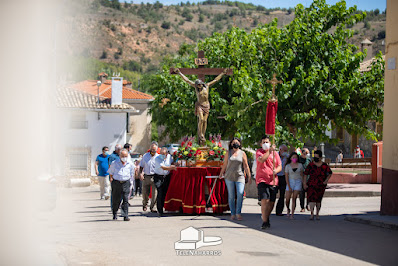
left=69, top=80, right=154, bottom=100
left=360, top=55, right=385, bottom=72
left=56, top=87, right=135, bottom=110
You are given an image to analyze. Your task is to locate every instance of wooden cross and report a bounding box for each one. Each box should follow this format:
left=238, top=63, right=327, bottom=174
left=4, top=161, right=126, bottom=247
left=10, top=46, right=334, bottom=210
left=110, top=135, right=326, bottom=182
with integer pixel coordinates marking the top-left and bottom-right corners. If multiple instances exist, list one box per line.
left=266, top=73, right=282, bottom=102
left=169, top=51, right=233, bottom=82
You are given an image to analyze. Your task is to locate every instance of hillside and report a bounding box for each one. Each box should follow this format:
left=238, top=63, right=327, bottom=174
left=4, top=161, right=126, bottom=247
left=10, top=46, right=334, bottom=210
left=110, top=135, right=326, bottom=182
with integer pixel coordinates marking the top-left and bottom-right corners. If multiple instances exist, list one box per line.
left=58, top=0, right=386, bottom=82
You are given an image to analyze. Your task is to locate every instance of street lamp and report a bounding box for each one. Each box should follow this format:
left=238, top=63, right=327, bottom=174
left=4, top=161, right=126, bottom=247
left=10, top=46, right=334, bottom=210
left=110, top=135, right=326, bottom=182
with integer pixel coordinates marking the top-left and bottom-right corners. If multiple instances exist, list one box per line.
left=96, top=80, right=102, bottom=104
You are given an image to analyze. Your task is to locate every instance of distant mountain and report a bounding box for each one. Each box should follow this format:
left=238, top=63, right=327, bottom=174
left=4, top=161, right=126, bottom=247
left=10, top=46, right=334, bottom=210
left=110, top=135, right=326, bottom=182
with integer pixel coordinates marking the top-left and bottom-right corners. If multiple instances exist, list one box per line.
left=58, top=0, right=386, bottom=80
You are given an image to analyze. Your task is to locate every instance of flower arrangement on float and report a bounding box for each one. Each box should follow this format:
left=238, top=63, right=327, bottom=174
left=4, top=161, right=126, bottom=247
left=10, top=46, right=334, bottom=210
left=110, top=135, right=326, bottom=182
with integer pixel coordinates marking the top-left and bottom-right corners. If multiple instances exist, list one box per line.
left=172, top=134, right=226, bottom=167
left=206, top=134, right=226, bottom=162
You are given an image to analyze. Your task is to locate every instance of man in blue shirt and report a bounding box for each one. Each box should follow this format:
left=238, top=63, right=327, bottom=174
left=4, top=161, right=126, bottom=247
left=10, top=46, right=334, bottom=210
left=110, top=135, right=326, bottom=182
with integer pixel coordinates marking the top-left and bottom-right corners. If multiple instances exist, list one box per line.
left=95, top=146, right=110, bottom=200
left=108, top=144, right=122, bottom=166
left=108, top=149, right=136, bottom=221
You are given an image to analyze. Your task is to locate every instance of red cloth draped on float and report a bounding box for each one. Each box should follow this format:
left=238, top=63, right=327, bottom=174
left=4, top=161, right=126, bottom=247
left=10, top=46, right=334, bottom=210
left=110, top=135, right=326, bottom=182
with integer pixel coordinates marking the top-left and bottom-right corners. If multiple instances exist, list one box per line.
left=265, top=100, right=278, bottom=135
left=164, top=167, right=229, bottom=214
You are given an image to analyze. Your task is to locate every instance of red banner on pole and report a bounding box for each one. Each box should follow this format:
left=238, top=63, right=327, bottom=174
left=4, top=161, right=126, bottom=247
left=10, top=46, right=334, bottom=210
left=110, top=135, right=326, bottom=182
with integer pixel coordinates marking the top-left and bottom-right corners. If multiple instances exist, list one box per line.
left=265, top=100, right=278, bottom=135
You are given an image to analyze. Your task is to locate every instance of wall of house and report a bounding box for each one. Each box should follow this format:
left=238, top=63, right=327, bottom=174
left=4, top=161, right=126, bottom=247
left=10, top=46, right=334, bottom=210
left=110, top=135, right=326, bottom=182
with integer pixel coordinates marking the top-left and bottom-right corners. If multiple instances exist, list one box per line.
left=381, top=0, right=398, bottom=215
left=57, top=110, right=127, bottom=177
left=126, top=102, right=152, bottom=154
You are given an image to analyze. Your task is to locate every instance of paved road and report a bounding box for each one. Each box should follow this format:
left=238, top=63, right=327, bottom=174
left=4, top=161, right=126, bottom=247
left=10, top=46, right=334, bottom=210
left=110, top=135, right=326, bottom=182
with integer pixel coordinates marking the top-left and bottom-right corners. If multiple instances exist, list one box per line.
left=40, top=186, right=398, bottom=265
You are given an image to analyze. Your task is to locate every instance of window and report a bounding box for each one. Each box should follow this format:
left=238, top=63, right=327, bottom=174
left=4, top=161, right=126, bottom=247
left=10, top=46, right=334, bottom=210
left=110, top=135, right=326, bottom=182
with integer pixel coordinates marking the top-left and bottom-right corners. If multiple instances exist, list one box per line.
left=69, top=152, right=88, bottom=170
left=70, top=113, right=88, bottom=129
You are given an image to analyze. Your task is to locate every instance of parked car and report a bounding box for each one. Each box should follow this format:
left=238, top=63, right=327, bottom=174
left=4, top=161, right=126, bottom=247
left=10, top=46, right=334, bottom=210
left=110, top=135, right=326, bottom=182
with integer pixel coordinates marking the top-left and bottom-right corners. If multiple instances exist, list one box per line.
left=163, top=143, right=180, bottom=154
left=130, top=152, right=141, bottom=163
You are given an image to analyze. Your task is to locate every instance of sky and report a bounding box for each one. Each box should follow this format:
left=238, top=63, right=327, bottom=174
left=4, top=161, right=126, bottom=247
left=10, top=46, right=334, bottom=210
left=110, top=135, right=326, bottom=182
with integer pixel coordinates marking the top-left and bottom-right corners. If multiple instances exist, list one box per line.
left=129, top=0, right=386, bottom=11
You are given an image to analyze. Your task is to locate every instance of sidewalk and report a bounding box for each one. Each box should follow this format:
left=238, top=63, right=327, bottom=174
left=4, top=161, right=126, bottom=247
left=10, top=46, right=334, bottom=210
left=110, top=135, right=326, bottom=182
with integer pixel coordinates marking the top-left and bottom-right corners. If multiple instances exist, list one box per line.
left=324, top=183, right=381, bottom=197
left=345, top=214, right=398, bottom=231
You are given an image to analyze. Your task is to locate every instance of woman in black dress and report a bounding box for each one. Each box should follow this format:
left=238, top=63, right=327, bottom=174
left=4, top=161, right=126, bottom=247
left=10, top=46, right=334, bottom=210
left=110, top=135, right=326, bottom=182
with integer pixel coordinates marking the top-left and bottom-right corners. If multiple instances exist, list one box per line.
left=303, top=150, right=332, bottom=220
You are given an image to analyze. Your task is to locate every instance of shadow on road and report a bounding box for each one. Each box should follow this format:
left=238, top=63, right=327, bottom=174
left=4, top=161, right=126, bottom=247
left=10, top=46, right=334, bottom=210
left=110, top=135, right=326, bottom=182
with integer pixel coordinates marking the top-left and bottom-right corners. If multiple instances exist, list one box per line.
left=208, top=211, right=398, bottom=265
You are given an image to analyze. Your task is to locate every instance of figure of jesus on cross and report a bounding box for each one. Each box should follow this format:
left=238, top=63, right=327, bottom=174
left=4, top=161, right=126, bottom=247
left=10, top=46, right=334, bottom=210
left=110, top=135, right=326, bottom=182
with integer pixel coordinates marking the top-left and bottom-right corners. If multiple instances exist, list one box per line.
left=171, top=51, right=233, bottom=146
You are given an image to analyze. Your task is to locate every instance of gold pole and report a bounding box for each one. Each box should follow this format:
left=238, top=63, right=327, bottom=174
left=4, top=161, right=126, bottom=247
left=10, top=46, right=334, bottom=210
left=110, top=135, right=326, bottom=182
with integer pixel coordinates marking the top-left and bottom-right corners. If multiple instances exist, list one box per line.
left=272, top=134, right=275, bottom=187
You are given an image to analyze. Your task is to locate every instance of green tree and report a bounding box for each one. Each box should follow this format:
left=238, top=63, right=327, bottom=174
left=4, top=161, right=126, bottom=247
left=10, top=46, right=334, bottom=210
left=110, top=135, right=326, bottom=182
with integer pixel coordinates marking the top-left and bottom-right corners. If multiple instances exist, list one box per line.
left=145, top=0, right=384, bottom=147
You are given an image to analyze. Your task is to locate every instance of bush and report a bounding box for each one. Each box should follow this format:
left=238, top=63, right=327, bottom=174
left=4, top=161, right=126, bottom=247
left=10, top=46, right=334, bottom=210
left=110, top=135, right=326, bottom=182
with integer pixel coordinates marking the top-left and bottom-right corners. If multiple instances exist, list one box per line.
left=378, top=30, right=386, bottom=39
left=100, top=50, right=107, bottom=59
left=123, top=60, right=142, bottom=72
left=198, top=14, right=204, bottom=23
left=161, top=21, right=171, bottom=29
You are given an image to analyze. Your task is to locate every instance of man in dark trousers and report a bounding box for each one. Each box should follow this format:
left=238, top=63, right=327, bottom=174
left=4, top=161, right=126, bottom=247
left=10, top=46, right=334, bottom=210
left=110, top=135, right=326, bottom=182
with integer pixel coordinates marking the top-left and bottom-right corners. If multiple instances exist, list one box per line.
left=275, top=144, right=289, bottom=216
left=153, top=147, right=176, bottom=217
left=108, top=149, right=135, bottom=221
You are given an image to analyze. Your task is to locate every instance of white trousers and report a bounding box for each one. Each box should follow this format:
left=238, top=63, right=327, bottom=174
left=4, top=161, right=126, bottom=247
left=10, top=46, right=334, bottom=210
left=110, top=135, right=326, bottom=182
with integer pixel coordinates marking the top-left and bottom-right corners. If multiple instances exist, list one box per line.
left=98, top=176, right=110, bottom=198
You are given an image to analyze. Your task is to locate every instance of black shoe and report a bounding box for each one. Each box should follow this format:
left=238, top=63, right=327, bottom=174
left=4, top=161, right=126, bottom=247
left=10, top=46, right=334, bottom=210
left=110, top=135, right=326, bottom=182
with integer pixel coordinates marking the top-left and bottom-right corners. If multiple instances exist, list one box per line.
left=113, top=215, right=117, bottom=220
left=276, top=213, right=285, bottom=216
left=261, top=221, right=270, bottom=229
left=124, top=217, right=130, bottom=221
left=261, top=222, right=267, bottom=229
left=158, top=213, right=163, bottom=218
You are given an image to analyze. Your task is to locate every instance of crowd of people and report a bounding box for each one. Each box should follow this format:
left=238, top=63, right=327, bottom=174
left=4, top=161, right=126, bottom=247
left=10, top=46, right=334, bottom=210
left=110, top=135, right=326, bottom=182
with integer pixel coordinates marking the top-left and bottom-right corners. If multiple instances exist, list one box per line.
left=95, top=137, right=333, bottom=228
left=95, top=141, right=176, bottom=221
left=219, top=135, right=333, bottom=230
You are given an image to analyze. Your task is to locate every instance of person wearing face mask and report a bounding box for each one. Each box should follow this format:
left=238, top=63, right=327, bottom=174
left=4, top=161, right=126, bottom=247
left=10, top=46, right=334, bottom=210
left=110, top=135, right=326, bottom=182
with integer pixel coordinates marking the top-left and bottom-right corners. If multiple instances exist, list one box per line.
left=354, top=145, right=364, bottom=158
left=303, top=150, right=333, bottom=220
left=219, top=137, right=252, bottom=221
left=256, top=135, right=282, bottom=229
left=153, top=147, right=177, bottom=217
left=139, top=141, right=160, bottom=212
left=275, top=145, right=289, bottom=216
left=124, top=143, right=135, bottom=203
left=284, top=152, right=304, bottom=219
left=108, top=149, right=136, bottom=221
left=95, top=146, right=110, bottom=200
left=299, top=148, right=312, bottom=212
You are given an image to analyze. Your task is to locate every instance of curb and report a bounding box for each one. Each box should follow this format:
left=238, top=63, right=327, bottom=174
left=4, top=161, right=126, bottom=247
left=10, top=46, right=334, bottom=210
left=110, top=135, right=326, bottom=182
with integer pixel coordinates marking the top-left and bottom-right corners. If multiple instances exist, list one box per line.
left=324, top=191, right=381, bottom=197
left=345, top=216, right=398, bottom=230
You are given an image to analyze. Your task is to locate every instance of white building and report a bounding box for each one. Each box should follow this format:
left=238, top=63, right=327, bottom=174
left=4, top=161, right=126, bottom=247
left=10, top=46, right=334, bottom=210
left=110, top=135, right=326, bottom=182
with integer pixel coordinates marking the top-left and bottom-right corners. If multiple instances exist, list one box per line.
left=69, top=73, right=154, bottom=154
left=55, top=86, right=138, bottom=180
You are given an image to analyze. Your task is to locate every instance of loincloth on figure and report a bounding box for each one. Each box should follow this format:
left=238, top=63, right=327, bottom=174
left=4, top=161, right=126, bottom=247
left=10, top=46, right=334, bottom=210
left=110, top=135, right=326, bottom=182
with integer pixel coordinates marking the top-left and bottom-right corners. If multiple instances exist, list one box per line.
left=195, top=102, right=210, bottom=116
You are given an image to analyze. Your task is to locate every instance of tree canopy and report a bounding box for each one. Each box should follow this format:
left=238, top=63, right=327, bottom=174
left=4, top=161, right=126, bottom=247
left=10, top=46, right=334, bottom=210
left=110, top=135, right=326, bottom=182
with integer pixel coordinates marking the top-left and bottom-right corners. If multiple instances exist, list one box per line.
left=144, top=0, right=384, bottom=148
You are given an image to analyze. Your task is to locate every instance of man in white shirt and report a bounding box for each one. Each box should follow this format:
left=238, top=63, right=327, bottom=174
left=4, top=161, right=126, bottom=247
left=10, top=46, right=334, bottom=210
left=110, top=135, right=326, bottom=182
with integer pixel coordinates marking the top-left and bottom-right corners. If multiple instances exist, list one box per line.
left=154, top=147, right=177, bottom=217
left=108, top=149, right=135, bottom=221
left=139, top=141, right=159, bottom=212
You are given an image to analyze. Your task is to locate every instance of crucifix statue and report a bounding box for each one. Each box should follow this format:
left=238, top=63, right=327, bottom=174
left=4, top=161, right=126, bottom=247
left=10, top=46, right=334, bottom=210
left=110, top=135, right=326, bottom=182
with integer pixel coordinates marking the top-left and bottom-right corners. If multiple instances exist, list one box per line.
left=170, top=51, right=233, bottom=146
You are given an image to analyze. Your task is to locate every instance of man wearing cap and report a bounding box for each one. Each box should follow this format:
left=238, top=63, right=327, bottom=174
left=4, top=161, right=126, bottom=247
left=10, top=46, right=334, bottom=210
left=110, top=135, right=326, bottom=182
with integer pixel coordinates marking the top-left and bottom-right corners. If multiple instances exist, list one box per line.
left=108, top=149, right=135, bottom=221
left=139, top=141, right=159, bottom=212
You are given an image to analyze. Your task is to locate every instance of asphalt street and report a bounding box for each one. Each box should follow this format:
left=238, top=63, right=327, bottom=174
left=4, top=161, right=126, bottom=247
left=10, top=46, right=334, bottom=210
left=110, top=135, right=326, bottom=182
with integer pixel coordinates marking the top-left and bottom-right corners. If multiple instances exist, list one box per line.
left=39, top=186, right=398, bottom=265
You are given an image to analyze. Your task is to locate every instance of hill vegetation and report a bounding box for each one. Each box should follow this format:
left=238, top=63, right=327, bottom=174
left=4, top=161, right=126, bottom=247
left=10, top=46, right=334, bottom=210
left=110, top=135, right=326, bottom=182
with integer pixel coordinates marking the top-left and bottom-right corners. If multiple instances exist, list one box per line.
left=58, top=0, right=386, bottom=84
